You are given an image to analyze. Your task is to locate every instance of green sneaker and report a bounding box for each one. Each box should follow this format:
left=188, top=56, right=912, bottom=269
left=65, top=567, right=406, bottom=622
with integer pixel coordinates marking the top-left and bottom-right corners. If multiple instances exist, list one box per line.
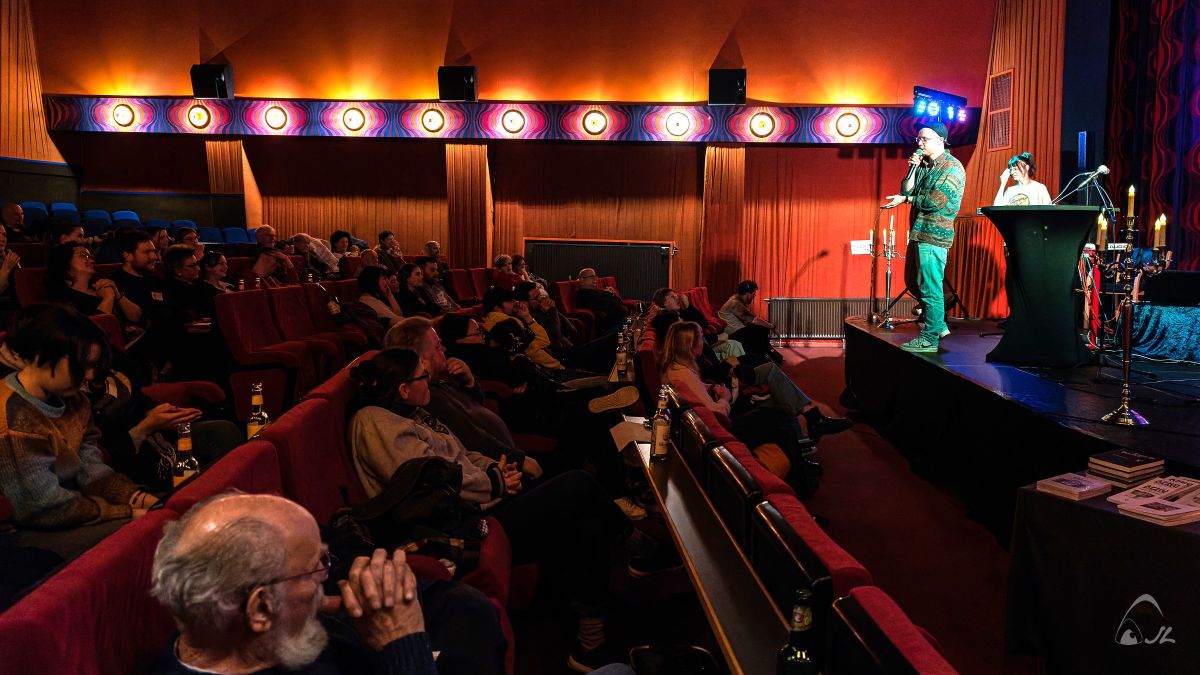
left=900, top=337, right=939, bottom=353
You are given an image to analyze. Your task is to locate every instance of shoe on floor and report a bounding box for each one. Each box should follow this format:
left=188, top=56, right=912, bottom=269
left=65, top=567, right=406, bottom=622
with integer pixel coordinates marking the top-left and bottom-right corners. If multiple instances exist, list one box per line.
left=809, top=415, right=853, bottom=440
left=588, top=386, right=640, bottom=413
left=900, top=337, right=939, bottom=353
left=940, top=327, right=951, bottom=338
left=567, top=643, right=624, bottom=673
left=613, top=496, right=647, bottom=521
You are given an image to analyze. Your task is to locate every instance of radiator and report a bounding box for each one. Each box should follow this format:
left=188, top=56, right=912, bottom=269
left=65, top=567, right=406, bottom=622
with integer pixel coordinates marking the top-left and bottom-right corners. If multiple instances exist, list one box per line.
left=524, top=240, right=672, bottom=301
left=766, top=297, right=921, bottom=340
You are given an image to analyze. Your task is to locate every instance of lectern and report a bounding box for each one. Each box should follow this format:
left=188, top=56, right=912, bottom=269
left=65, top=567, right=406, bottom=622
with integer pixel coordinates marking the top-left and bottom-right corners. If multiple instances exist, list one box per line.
left=981, top=205, right=1101, bottom=367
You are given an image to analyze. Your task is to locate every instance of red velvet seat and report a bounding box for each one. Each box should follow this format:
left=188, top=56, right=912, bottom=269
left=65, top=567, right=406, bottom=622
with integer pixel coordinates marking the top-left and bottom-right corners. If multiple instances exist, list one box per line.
left=89, top=313, right=227, bottom=409
left=258, top=397, right=367, bottom=525
left=265, top=285, right=354, bottom=369
left=166, top=440, right=284, bottom=514
left=302, top=281, right=369, bottom=346
left=829, top=586, right=958, bottom=674
left=338, top=255, right=363, bottom=279
left=214, top=289, right=319, bottom=400
left=8, top=242, right=45, bottom=268
left=13, top=266, right=47, bottom=306
left=553, top=279, right=597, bottom=340
left=0, top=509, right=180, bottom=674
left=757, top=493, right=872, bottom=601
left=598, top=275, right=642, bottom=308
left=467, top=267, right=491, bottom=299
left=685, top=286, right=727, bottom=333
left=445, top=268, right=478, bottom=305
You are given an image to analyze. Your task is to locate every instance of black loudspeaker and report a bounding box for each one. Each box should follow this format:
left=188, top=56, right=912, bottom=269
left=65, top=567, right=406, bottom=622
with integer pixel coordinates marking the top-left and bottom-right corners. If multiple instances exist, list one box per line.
left=1142, top=271, right=1200, bottom=306
left=708, top=68, right=746, bottom=105
left=190, top=64, right=234, bottom=99
left=438, top=66, right=477, bottom=102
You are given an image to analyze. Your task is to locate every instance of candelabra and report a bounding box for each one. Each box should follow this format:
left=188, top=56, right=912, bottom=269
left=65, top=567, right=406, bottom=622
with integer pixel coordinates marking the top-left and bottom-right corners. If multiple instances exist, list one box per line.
left=867, top=222, right=907, bottom=330
left=1097, top=214, right=1170, bottom=426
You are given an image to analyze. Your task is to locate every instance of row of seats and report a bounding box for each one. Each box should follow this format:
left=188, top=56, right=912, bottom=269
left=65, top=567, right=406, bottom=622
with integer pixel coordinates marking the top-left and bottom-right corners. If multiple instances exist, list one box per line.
left=0, top=351, right=528, bottom=674
left=17, top=200, right=254, bottom=243
left=637, top=287, right=958, bottom=674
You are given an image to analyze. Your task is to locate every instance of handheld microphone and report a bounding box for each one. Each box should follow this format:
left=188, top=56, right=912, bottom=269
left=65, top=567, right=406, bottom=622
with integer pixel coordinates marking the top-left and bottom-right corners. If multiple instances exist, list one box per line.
left=1077, top=164, right=1109, bottom=190
left=903, top=148, right=923, bottom=184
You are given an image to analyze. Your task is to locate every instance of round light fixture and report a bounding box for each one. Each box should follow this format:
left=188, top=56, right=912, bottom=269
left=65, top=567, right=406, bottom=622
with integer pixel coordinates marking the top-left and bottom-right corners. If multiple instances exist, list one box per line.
left=582, top=110, right=608, bottom=135
left=187, top=104, right=211, bottom=130
left=835, top=112, right=861, bottom=138
left=665, top=111, right=691, bottom=137
left=749, top=112, right=775, bottom=138
left=501, top=109, right=526, bottom=134
left=925, top=101, right=941, bottom=118
left=112, top=103, right=135, bottom=128
left=264, top=105, right=288, bottom=130
left=342, top=107, right=365, bottom=132
left=421, top=108, right=446, bottom=133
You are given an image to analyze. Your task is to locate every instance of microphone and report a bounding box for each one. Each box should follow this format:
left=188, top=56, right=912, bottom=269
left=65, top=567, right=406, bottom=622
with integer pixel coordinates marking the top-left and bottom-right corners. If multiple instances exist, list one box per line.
left=1077, top=164, right=1109, bottom=190
left=903, top=148, right=922, bottom=184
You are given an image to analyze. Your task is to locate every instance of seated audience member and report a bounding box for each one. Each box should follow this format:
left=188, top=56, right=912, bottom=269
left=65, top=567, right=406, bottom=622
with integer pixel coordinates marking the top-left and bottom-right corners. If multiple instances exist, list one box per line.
left=195, top=251, right=231, bottom=317
left=574, top=268, right=629, bottom=335
left=516, top=280, right=573, bottom=351
left=162, top=244, right=205, bottom=318
left=45, top=242, right=128, bottom=317
left=146, top=225, right=172, bottom=252
left=291, top=233, right=339, bottom=278
left=719, top=280, right=781, bottom=361
left=0, top=229, right=20, bottom=298
left=240, top=246, right=298, bottom=289
left=659, top=321, right=815, bottom=482
left=0, top=305, right=155, bottom=558
left=95, top=226, right=140, bottom=264
left=47, top=219, right=85, bottom=247
left=416, top=256, right=460, bottom=313
left=329, top=230, right=359, bottom=258
left=1, top=202, right=35, bottom=242
left=422, top=241, right=449, bottom=277
left=115, top=230, right=192, bottom=373
left=255, top=224, right=292, bottom=253
left=150, top=493, right=509, bottom=675
left=395, top=263, right=441, bottom=318
left=481, top=287, right=566, bottom=372
left=489, top=254, right=523, bottom=292
left=356, top=248, right=383, bottom=276
left=652, top=287, right=744, bottom=361
left=511, top=255, right=548, bottom=289
left=349, top=349, right=628, bottom=671
left=356, top=266, right=403, bottom=327
left=174, top=227, right=205, bottom=259
left=375, top=230, right=405, bottom=274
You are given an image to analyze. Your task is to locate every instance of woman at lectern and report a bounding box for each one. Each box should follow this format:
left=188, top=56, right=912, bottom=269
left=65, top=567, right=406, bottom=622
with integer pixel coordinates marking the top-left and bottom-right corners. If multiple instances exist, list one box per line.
left=994, top=152, right=1052, bottom=206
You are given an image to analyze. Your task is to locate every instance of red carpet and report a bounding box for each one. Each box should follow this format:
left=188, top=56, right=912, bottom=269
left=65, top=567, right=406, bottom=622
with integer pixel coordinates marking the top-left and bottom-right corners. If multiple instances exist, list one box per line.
left=781, top=346, right=1036, bottom=675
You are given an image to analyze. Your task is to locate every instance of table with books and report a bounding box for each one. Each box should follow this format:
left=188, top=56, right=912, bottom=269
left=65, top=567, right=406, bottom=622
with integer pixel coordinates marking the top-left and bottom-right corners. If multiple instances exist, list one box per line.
left=1006, top=449, right=1200, bottom=673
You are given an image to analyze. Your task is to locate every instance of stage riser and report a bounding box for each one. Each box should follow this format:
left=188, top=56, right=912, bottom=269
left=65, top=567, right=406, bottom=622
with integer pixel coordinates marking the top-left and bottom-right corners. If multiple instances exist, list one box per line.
left=767, top=298, right=920, bottom=340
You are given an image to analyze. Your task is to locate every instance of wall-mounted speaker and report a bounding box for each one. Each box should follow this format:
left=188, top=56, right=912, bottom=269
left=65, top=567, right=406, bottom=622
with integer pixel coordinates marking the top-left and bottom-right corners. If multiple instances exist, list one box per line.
left=709, top=68, right=746, bottom=105
left=190, top=64, right=234, bottom=99
left=438, top=66, right=477, bottom=102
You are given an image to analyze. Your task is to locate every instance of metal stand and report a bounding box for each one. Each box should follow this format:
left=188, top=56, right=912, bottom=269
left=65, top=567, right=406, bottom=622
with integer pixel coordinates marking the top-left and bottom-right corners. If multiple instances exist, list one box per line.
left=867, top=230, right=908, bottom=329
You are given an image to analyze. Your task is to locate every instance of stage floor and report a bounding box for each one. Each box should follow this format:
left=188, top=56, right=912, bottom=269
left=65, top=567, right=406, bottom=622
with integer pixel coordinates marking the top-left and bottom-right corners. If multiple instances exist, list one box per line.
left=844, top=315, right=1200, bottom=533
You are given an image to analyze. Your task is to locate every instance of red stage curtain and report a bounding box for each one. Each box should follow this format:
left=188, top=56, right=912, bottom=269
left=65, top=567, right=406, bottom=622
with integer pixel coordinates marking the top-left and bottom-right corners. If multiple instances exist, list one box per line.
left=700, top=145, right=745, bottom=298
left=445, top=142, right=492, bottom=269
left=1107, top=0, right=1199, bottom=269
left=248, top=138, right=448, bottom=255
left=491, top=143, right=702, bottom=287
left=205, top=140, right=244, bottom=194
left=0, top=0, right=63, bottom=163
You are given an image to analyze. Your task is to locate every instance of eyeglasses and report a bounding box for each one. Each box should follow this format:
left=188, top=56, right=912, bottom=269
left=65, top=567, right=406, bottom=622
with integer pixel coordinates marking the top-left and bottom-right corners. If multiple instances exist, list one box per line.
left=915, top=135, right=939, bottom=144
left=403, top=372, right=431, bottom=384
left=260, top=550, right=334, bottom=587
left=580, top=274, right=597, bottom=279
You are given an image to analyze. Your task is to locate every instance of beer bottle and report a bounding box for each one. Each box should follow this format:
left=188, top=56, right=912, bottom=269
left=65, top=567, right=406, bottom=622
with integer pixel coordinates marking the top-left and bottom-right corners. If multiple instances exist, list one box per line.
left=777, top=588, right=817, bottom=674
left=650, top=386, right=671, bottom=463
left=173, top=422, right=199, bottom=488
left=615, top=333, right=628, bottom=374
left=236, top=277, right=245, bottom=291
left=316, top=281, right=342, bottom=317
left=246, top=382, right=270, bottom=438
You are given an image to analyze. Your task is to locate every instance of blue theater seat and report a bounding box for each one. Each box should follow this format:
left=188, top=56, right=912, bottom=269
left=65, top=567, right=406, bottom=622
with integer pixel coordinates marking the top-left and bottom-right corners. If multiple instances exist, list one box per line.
left=197, top=226, right=224, bottom=243
left=222, top=227, right=250, bottom=244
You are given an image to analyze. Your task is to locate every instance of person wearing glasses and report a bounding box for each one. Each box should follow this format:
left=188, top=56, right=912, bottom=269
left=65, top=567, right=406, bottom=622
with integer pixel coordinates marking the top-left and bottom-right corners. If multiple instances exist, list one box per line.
left=883, top=122, right=966, bottom=353
left=44, top=242, right=129, bottom=317
left=993, top=151, right=1051, bottom=206
left=150, top=492, right=485, bottom=675
left=573, top=267, right=629, bottom=335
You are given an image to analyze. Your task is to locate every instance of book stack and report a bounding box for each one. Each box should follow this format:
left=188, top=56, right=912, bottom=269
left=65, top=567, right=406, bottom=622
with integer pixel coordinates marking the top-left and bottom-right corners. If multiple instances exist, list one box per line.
left=1118, top=498, right=1200, bottom=526
left=1087, top=449, right=1165, bottom=489
left=1107, top=475, right=1200, bottom=505
left=1036, top=473, right=1112, bottom=501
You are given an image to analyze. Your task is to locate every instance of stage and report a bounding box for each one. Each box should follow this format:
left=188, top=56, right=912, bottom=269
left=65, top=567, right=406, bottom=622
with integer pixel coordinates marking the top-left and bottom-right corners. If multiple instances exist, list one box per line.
left=842, top=315, right=1200, bottom=537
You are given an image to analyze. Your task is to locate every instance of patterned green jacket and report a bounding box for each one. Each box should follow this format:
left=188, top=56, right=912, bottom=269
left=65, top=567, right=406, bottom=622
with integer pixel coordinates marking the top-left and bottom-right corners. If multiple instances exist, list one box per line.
left=901, top=151, right=966, bottom=249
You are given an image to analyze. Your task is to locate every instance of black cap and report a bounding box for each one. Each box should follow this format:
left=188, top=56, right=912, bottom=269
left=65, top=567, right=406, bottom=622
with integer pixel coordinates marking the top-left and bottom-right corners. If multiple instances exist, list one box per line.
left=737, top=280, right=758, bottom=295
left=921, top=122, right=949, bottom=142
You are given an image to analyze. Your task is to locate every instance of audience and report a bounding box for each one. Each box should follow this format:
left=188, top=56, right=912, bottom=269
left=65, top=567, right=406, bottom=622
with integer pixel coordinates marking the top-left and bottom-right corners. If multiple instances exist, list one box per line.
left=395, top=263, right=441, bottom=318
left=0, top=230, right=20, bottom=298
left=291, top=233, right=339, bottom=278
left=421, top=241, right=449, bottom=277
left=255, top=224, right=291, bottom=253
left=174, top=227, right=204, bottom=259
left=489, top=255, right=523, bottom=292
left=375, top=231, right=405, bottom=274
left=356, top=266, right=403, bottom=327
left=45, top=243, right=122, bottom=316
left=348, top=348, right=628, bottom=671
left=329, top=230, right=358, bottom=258
left=47, top=220, right=85, bottom=247
left=416, top=256, right=460, bottom=313
left=240, top=247, right=297, bottom=289
left=162, top=245, right=204, bottom=318
left=511, top=255, right=548, bottom=289
left=146, top=226, right=172, bottom=252
left=195, top=251, right=231, bottom=317
left=574, top=268, right=629, bottom=335
left=718, top=279, right=780, bottom=361
left=1, top=202, right=34, bottom=242
left=652, top=287, right=743, bottom=361
left=0, top=305, right=153, bottom=559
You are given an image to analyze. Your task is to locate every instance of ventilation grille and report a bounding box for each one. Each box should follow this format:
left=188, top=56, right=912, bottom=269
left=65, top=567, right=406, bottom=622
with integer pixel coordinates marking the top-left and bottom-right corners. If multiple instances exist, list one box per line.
left=524, top=240, right=672, bottom=301
left=987, top=70, right=1014, bottom=151
left=767, top=298, right=920, bottom=340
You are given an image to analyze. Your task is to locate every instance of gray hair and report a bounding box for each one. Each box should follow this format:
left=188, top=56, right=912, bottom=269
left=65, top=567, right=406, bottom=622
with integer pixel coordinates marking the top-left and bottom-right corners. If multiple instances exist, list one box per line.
left=151, top=499, right=288, bottom=633
left=492, top=254, right=512, bottom=267
left=383, top=316, right=434, bottom=353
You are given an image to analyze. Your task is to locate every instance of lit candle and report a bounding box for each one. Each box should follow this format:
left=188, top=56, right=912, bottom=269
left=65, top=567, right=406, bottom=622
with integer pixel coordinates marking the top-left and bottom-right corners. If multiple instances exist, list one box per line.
left=888, top=213, right=895, bottom=250
left=869, top=228, right=874, bottom=250
left=1096, top=214, right=1107, bottom=250
left=1155, top=214, right=1166, bottom=248
left=1127, top=185, right=1136, bottom=219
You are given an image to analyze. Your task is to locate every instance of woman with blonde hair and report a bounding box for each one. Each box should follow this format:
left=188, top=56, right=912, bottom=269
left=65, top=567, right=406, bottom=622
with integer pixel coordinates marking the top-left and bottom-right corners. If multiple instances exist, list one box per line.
left=659, top=321, right=800, bottom=481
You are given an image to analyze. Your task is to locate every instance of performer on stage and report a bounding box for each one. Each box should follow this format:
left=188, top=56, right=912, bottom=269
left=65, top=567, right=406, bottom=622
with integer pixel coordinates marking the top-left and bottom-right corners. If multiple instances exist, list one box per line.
left=993, top=152, right=1052, bottom=206
left=883, top=122, right=966, bottom=353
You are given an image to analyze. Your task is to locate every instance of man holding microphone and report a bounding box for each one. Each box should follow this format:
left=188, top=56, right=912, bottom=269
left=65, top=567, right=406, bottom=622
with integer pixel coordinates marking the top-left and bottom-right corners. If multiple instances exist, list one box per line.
left=882, top=122, right=966, bottom=353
